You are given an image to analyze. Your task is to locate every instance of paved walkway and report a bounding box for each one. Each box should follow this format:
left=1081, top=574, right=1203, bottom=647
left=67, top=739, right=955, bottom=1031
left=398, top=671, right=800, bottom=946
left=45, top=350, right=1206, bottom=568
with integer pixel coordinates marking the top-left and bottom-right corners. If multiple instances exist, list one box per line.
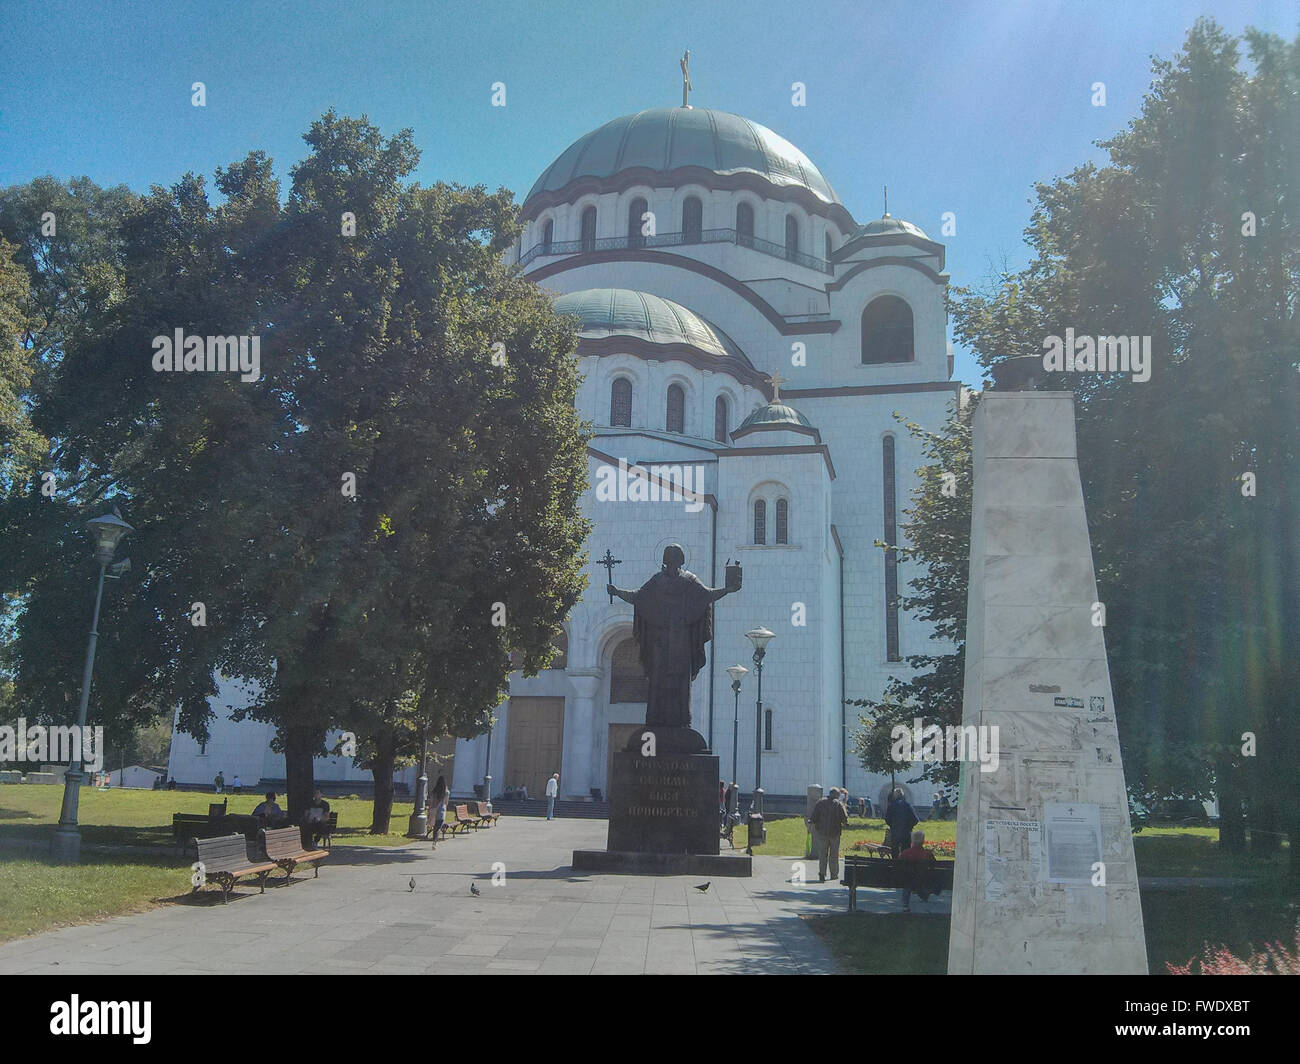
left=0, top=819, right=936, bottom=975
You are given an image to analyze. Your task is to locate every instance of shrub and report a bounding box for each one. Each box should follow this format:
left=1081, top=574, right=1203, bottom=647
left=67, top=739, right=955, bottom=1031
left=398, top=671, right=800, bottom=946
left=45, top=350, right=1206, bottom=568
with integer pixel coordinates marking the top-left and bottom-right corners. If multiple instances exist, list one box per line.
left=1167, top=923, right=1299, bottom=975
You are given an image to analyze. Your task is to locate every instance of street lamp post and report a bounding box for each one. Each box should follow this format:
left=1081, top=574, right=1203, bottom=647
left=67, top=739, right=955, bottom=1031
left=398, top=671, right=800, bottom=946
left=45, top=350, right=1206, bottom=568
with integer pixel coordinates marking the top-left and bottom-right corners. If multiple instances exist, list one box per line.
left=725, top=664, right=747, bottom=791
left=51, top=509, right=133, bottom=864
left=408, top=728, right=429, bottom=837
left=744, top=627, right=775, bottom=815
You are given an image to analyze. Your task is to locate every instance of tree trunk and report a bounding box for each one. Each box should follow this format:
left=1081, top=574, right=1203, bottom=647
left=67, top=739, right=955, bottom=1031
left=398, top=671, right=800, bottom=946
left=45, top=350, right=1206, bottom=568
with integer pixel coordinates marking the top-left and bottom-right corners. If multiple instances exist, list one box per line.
left=1250, top=793, right=1282, bottom=856
left=282, top=724, right=320, bottom=823
left=370, top=730, right=397, bottom=834
left=1217, top=761, right=1247, bottom=854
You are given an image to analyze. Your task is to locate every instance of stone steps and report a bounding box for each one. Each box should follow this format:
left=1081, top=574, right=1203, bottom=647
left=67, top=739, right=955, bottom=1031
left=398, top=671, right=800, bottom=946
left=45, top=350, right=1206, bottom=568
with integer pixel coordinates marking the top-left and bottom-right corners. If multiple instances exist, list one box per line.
left=486, top=798, right=609, bottom=819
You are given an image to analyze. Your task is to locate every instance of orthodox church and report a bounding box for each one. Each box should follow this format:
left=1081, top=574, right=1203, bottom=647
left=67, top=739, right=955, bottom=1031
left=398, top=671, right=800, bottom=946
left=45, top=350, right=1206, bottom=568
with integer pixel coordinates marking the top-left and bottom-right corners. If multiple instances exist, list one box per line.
left=168, top=76, right=960, bottom=813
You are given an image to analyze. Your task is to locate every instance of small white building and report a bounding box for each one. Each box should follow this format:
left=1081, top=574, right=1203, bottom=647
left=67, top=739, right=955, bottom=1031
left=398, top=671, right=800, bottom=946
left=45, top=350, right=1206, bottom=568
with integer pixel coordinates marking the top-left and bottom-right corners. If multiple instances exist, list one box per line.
left=107, top=765, right=162, bottom=789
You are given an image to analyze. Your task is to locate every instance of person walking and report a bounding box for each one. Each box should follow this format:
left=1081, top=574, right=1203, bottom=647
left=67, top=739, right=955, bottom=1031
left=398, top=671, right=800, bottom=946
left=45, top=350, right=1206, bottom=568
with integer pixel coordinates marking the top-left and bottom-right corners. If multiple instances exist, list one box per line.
left=885, top=788, right=918, bottom=859
left=809, top=787, right=849, bottom=883
left=232, top=774, right=241, bottom=795
left=213, top=770, right=225, bottom=794
left=545, top=773, right=559, bottom=820
left=429, top=775, right=449, bottom=845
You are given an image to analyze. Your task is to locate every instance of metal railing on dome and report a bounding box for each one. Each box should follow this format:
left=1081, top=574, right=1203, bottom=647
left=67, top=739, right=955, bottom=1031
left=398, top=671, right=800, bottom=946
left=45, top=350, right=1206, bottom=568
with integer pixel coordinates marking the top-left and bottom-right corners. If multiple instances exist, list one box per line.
left=518, top=227, right=834, bottom=274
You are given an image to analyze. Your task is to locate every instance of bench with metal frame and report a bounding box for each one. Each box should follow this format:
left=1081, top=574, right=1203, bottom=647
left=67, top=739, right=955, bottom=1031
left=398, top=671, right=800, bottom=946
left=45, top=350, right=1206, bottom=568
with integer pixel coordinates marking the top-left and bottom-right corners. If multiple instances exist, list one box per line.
left=192, top=833, right=276, bottom=904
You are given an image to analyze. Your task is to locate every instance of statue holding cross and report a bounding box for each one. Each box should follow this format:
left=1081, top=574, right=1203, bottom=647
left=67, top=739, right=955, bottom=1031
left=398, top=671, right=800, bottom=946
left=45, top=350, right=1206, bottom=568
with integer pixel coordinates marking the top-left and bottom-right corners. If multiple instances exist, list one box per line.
left=607, top=544, right=741, bottom=748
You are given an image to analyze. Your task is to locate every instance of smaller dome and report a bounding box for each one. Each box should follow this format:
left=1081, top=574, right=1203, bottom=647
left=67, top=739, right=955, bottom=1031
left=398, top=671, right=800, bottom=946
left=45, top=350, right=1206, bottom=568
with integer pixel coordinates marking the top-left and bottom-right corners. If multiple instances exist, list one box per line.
left=852, top=212, right=930, bottom=241
left=738, top=401, right=814, bottom=431
left=553, top=288, right=745, bottom=362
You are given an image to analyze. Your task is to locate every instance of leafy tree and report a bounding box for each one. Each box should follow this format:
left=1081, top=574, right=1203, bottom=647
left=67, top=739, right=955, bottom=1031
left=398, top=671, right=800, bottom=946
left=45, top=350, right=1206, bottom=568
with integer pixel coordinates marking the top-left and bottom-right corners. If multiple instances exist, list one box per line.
left=951, top=20, right=1297, bottom=862
left=0, top=238, right=46, bottom=494
left=1, top=114, right=590, bottom=820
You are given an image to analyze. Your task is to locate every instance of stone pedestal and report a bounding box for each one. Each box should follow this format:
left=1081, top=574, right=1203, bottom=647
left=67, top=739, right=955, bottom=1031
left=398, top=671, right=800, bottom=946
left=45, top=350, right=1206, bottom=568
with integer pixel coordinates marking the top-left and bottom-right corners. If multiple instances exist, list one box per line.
left=572, top=729, right=752, bottom=876
left=607, top=749, right=719, bottom=855
left=947, top=391, right=1148, bottom=975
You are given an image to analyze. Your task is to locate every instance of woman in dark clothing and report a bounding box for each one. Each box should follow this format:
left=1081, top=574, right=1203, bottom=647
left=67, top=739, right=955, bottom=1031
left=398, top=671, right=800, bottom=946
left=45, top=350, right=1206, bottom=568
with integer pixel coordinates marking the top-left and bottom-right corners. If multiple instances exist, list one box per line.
left=886, top=788, right=918, bottom=859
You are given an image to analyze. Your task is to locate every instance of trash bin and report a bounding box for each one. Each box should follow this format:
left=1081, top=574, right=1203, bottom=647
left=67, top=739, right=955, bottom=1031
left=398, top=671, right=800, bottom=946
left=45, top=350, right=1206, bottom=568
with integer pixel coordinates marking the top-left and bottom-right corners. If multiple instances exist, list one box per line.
left=747, top=812, right=765, bottom=846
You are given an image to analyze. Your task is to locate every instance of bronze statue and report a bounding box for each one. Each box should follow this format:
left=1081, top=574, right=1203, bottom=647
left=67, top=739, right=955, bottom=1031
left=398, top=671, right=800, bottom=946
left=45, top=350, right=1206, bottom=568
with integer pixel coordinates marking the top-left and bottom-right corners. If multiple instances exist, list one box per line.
left=607, top=545, right=741, bottom=747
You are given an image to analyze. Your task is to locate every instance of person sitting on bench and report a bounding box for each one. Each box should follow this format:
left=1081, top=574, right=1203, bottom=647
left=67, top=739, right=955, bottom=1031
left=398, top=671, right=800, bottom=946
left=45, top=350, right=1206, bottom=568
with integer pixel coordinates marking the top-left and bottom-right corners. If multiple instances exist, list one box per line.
left=899, top=830, right=937, bottom=912
left=305, top=788, right=331, bottom=845
left=252, top=791, right=287, bottom=827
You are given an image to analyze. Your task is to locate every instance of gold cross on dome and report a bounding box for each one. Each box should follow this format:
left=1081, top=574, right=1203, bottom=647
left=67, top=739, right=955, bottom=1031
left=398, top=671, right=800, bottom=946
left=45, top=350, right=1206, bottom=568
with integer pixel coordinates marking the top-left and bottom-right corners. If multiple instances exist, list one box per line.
left=680, top=50, right=692, bottom=108
left=767, top=372, right=788, bottom=401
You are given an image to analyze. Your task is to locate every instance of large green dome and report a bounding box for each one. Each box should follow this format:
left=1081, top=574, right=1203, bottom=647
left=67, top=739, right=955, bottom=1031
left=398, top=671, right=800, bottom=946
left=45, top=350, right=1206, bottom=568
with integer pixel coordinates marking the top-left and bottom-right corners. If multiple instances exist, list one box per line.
left=553, top=288, right=746, bottom=362
left=526, top=107, right=840, bottom=206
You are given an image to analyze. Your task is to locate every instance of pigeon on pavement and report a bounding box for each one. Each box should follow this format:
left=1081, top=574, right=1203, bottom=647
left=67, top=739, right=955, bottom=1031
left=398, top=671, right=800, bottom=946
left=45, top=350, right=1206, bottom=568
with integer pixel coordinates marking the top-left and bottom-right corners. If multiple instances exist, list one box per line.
left=470, top=882, right=481, bottom=896
left=694, top=882, right=711, bottom=892
left=408, top=877, right=416, bottom=892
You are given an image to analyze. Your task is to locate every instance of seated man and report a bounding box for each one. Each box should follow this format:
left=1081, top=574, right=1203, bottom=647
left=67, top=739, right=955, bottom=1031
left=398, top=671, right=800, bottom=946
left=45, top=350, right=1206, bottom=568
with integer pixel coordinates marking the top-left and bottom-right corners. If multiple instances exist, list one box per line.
left=898, top=830, right=938, bottom=912
left=251, top=791, right=285, bottom=826
left=305, top=788, right=331, bottom=845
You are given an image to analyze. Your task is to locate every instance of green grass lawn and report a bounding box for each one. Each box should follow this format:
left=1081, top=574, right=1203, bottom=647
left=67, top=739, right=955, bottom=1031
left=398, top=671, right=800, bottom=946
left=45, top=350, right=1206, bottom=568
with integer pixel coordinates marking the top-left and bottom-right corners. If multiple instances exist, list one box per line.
left=0, top=783, right=425, bottom=849
left=0, top=854, right=182, bottom=943
left=0, top=783, right=437, bottom=944
left=734, top=815, right=955, bottom=856
left=748, top=814, right=1295, bottom=975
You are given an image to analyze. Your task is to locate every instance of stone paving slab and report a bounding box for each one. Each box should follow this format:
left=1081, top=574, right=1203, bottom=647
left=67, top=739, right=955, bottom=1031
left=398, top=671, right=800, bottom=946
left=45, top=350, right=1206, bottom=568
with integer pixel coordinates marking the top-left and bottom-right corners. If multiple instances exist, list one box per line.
left=0, top=818, right=936, bottom=975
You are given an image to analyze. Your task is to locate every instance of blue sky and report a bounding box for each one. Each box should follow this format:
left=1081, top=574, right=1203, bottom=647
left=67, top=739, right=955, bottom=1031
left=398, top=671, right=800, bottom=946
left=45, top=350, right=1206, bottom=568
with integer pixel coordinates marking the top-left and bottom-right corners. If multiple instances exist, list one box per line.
left=0, top=0, right=1290, bottom=385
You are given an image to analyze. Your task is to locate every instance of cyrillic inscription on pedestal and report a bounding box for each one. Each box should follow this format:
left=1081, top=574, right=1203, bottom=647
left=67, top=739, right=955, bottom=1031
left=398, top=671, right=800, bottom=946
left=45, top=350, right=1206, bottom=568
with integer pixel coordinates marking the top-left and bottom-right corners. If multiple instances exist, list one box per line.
left=607, top=752, right=719, bottom=855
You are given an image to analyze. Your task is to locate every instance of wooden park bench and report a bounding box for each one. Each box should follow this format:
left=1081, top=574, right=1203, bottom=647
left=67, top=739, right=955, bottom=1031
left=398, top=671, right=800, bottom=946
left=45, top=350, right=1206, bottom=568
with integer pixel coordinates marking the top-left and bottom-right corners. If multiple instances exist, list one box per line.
left=192, top=833, right=276, bottom=904
left=173, top=812, right=228, bottom=854
left=841, top=855, right=955, bottom=912
left=468, top=801, right=499, bottom=826
left=453, top=803, right=487, bottom=831
left=262, top=826, right=329, bottom=883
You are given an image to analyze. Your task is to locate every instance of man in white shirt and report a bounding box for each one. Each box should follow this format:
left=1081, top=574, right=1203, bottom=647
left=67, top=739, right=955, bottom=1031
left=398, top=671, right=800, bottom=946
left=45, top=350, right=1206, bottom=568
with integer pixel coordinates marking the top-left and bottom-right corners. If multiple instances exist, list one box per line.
left=545, top=773, right=559, bottom=820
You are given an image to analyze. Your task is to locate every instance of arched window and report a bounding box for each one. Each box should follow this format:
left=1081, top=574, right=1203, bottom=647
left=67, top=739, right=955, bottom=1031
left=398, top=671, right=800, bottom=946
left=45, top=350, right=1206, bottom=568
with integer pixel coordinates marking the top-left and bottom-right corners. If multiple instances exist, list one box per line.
left=736, top=202, right=754, bottom=247
left=610, top=377, right=632, bottom=427
left=628, top=197, right=647, bottom=248
left=785, top=215, right=799, bottom=260
left=714, top=395, right=729, bottom=444
left=580, top=206, right=597, bottom=252
left=775, top=498, right=789, bottom=544
left=764, top=707, right=773, bottom=751
left=753, top=499, right=767, bottom=545
left=542, top=219, right=553, bottom=255
left=682, top=196, right=702, bottom=244
left=883, top=435, right=900, bottom=660
left=666, top=384, right=685, bottom=433
left=862, top=296, right=915, bottom=364
left=610, top=637, right=648, bottom=703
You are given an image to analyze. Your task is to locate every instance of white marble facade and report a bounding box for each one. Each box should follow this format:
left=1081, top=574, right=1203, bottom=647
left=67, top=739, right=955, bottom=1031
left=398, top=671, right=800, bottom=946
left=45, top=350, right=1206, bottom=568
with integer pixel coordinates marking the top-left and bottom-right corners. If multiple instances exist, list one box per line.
left=173, top=105, right=960, bottom=806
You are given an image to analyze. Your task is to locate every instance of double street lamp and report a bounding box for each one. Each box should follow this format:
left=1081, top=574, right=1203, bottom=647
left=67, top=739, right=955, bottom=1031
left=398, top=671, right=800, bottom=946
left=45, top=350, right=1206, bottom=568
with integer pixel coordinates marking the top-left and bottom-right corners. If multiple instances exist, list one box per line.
left=51, top=509, right=134, bottom=864
left=744, top=626, right=775, bottom=815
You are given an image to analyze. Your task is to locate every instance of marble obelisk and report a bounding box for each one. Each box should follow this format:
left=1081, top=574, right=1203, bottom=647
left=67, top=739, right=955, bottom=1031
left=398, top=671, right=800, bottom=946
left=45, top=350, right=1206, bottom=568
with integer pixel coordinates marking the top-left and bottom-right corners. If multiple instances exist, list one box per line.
left=948, top=370, right=1147, bottom=974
